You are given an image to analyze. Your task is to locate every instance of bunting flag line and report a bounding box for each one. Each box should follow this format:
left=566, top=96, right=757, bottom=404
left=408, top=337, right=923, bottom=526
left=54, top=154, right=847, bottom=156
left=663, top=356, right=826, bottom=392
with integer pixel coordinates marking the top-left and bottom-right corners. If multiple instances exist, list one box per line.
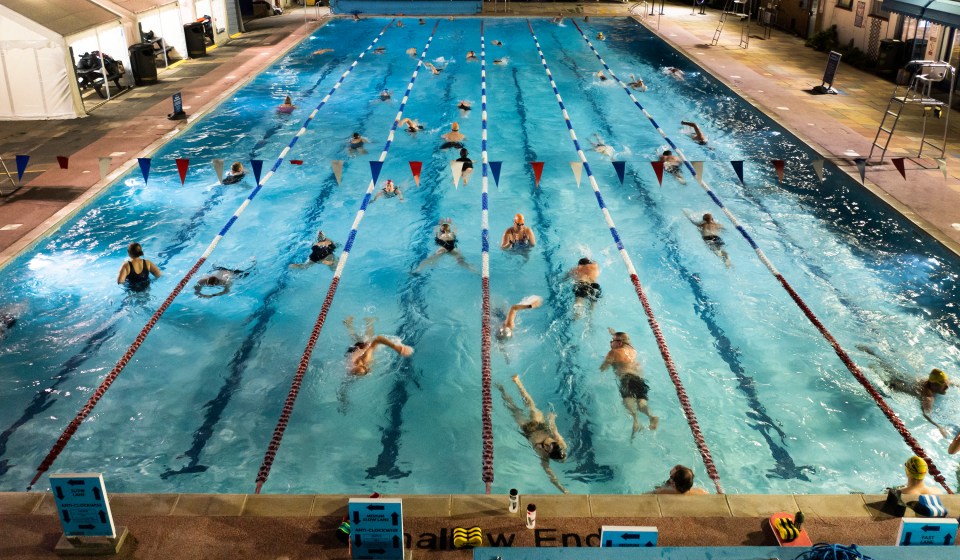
left=98, top=157, right=112, bottom=181
left=369, top=160, right=384, bottom=186
left=691, top=161, right=704, bottom=184
left=612, top=161, right=626, bottom=185
left=530, top=161, right=544, bottom=187
left=651, top=160, right=665, bottom=187
left=730, top=161, right=744, bottom=184
left=812, top=159, right=825, bottom=182
left=251, top=160, right=264, bottom=186
left=891, top=158, right=906, bottom=180
left=488, top=161, right=502, bottom=188
left=331, top=160, right=344, bottom=185
left=855, top=158, right=866, bottom=184
left=15, top=155, right=28, bottom=182
left=409, top=161, right=422, bottom=186
left=57, top=156, right=69, bottom=170
left=175, top=158, right=190, bottom=185
left=937, top=158, right=947, bottom=179
left=570, top=162, right=583, bottom=188
left=138, top=158, right=152, bottom=184
left=450, top=160, right=463, bottom=188
left=212, top=159, right=224, bottom=183
left=770, top=160, right=785, bottom=184
left=290, top=160, right=304, bottom=165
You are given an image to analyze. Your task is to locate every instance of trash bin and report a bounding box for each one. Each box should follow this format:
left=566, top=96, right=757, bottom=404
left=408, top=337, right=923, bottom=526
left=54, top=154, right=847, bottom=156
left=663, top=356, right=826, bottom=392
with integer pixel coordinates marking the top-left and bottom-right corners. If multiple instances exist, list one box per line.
left=183, top=22, right=207, bottom=58
left=128, top=43, right=158, bottom=86
left=905, top=38, right=928, bottom=63
left=877, top=39, right=904, bottom=76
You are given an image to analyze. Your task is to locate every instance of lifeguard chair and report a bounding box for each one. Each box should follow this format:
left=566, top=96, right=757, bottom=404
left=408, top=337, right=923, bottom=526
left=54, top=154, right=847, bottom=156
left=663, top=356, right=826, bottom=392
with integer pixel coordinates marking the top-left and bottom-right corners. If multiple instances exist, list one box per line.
left=711, top=0, right=755, bottom=49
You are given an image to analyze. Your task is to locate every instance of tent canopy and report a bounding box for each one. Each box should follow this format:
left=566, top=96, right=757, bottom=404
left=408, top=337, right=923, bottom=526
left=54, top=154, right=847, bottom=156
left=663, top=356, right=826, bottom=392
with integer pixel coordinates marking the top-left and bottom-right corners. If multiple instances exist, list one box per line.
left=883, top=0, right=960, bottom=28
left=113, top=0, right=180, bottom=14
left=0, top=0, right=119, bottom=37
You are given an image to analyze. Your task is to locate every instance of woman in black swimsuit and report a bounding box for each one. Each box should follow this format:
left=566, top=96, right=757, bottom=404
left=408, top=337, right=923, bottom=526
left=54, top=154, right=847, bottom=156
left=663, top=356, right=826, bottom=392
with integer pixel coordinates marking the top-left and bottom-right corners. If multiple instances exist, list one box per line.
left=291, top=230, right=337, bottom=269
left=117, top=242, right=162, bottom=292
left=415, top=218, right=473, bottom=272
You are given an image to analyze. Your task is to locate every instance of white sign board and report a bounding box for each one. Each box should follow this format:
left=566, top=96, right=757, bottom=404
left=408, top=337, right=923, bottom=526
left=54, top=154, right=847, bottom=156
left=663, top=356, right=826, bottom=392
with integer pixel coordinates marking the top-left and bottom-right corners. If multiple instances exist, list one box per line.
left=349, top=497, right=404, bottom=559
left=896, top=518, right=958, bottom=546
left=600, top=525, right=658, bottom=547
left=50, top=473, right=116, bottom=538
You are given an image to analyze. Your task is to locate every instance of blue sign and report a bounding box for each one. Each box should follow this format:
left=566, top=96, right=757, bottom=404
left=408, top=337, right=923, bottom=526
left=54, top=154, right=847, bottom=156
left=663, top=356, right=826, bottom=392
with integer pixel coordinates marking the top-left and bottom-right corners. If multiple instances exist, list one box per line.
left=349, top=498, right=404, bottom=560
left=172, top=91, right=183, bottom=114
left=897, top=518, right=958, bottom=546
left=50, top=473, right=116, bottom=538
left=600, top=525, right=658, bottom=547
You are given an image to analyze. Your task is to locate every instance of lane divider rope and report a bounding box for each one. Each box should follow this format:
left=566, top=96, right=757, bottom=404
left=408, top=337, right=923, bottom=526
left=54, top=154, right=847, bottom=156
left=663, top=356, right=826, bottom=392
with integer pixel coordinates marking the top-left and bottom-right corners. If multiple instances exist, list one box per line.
left=479, top=20, right=494, bottom=494
left=27, top=21, right=395, bottom=490
left=526, top=20, right=723, bottom=495
left=254, top=21, right=441, bottom=494
left=572, top=20, right=951, bottom=494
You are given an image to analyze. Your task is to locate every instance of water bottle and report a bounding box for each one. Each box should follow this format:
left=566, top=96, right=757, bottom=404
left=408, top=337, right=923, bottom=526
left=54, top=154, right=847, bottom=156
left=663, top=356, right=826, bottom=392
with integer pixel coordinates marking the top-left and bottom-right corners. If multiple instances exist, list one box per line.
left=508, top=489, right=519, bottom=513
left=525, top=503, right=537, bottom=529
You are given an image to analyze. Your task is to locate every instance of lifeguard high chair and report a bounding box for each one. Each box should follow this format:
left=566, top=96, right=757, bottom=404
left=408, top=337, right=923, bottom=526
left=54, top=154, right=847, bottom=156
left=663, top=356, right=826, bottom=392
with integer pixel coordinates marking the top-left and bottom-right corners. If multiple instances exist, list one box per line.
left=869, top=60, right=955, bottom=162
left=711, top=0, right=755, bottom=49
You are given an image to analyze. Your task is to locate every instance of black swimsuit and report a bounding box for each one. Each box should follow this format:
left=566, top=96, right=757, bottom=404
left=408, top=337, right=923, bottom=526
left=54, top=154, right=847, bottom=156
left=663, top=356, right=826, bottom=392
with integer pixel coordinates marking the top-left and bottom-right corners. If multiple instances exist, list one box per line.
left=702, top=235, right=724, bottom=248
left=309, top=242, right=336, bottom=263
left=435, top=236, right=457, bottom=252
left=456, top=156, right=473, bottom=171
left=618, top=374, right=649, bottom=400
left=125, top=260, right=151, bottom=292
left=574, top=281, right=602, bottom=302
left=222, top=172, right=245, bottom=185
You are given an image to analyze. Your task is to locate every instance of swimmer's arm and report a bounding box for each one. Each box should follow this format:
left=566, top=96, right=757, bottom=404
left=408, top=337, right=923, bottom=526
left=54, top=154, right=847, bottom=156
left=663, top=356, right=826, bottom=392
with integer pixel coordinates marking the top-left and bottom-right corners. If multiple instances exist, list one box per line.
left=921, top=394, right=949, bottom=436
left=600, top=352, right=613, bottom=372
left=541, top=458, right=568, bottom=494
left=949, top=430, right=960, bottom=454
left=368, top=335, right=404, bottom=356
left=396, top=189, right=405, bottom=202
left=147, top=260, right=162, bottom=279
left=117, top=262, right=130, bottom=284
left=500, top=230, right=512, bottom=249
left=526, top=227, right=537, bottom=247
left=547, top=413, right=567, bottom=450
left=371, top=191, right=382, bottom=202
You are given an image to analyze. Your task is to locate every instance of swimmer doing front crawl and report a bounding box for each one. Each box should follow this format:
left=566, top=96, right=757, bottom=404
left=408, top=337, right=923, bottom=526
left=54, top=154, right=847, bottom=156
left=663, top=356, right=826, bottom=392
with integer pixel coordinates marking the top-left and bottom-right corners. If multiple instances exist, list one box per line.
left=343, top=316, right=413, bottom=376
left=496, top=295, right=542, bottom=340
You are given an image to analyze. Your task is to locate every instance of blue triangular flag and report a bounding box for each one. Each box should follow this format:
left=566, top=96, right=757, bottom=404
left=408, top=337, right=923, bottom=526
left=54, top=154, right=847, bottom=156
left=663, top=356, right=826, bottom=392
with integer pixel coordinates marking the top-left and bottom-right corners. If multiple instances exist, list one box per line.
left=612, top=161, right=626, bottom=185
left=138, top=158, right=151, bottom=184
left=369, top=160, right=384, bottom=186
left=854, top=158, right=866, bottom=183
left=251, top=160, right=263, bottom=185
left=730, top=161, right=744, bottom=184
left=15, top=154, right=29, bottom=182
left=488, top=161, right=502, bottom=187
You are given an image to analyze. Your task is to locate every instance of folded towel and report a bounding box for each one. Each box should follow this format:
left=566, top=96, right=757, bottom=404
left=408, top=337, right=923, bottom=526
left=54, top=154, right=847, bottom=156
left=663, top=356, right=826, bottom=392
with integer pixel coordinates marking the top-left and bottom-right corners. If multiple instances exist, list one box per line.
left=916, top=495, right=948, bottom=517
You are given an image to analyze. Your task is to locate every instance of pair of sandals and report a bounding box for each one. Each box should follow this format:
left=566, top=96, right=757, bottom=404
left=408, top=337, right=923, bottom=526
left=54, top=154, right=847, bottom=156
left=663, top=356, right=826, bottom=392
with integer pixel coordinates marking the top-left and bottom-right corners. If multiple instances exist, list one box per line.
left=452, top=526, right=482, bottom=548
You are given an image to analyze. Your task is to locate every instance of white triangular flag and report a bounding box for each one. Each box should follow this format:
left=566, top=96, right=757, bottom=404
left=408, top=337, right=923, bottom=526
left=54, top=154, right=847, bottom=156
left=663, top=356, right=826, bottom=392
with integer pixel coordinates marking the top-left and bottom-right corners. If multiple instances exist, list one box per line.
left=450, top=160, right=463, bottom=188
left=811, top=159, right=824, bottom=183
left=691, top=161, right=704, bottom=184
left=98, top=157, right=112, bottom=180
left=331, top=160, right=343, bottom=185
left=212, top=159, right=225, bottom=183
left=570, top=162, right=583, bottom=188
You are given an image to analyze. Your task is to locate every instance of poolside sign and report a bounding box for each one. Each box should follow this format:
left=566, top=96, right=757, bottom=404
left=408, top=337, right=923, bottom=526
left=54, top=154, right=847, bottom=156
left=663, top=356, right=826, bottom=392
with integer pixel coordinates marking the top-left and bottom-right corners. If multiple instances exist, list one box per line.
left=896, top=518, right=957, bottom=546
left=349, top=497, right=404, bottom=559
left=600, top=525, right=658, bottom=547
left=50, top=473, right=116, bottom=538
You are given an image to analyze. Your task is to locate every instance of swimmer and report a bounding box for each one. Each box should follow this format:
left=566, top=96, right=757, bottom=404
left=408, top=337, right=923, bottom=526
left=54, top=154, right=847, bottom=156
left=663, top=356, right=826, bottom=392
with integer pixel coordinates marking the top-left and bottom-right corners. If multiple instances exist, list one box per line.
left=601, top=328, right=659, bottom=438
left=418, top=18, right=426, bottom=25
left=628, top=74, right=647, bottom=91
left=466, top=50, right=478, bottom=61
left=659, top=150, right=685, bottom=184
left=348, top=132, right=371, bottom=156
left=886, top=367, right=957, bottom=438
left=415, top=218, right=473, bottom=272
left=352, top=13, right=360, bottom=21
left=0, top=305, right=19, bottom=342
left=396, top=20, right=404, bottom=28
left=457, top=100, right=472, bottom=112
left=372, top=179, right=404, bottom=202
left=596, top=32, right=605, bottom=41
left=222, top=161, right=246, bottom=185
left=589, top=134, right=615, bottom=158
left=653, top=465, right=709, bottom=495
left=291, top=230, right=337, bottom=269
left=685, top=210, right=731, bottom=267
left=277, top=95, right=296, bottom=113
left=398, top=117, right=425, bottom=133
left=681, top=120, right=707, bottom=145
left=501, top=213, right=536, bottom=250
left=343, top=316, right=413, bottom=376
left=379, top=89, right=391, bottom=101
left=440, top=122, right=465, bottom=149
left=569, top=257, right=601, bottom=317
left=194, top=264, right=252, bottom=298
left=497, top=375, right=569, bottom=493
left=406, top=47, right=417, bottom=57
left=456, top=148, right=474, bottom=185
left=595, top=70, right=608, bottom=82
left=117, top=242, right=162, bottom=292
left=492, top=40, right=503, bottom=47
left=666, top=66, right=685, bottom=80
left=898, top=455, right=943, bottom=495
left=496, top=295, right=543, bottom=340
left=424, top=61, right=443, bottom=75
left=374, top=46, right=386, bottom=54
left=493, top=57, right=507, bottom=65
left=312, top=48, right=334, bottom=56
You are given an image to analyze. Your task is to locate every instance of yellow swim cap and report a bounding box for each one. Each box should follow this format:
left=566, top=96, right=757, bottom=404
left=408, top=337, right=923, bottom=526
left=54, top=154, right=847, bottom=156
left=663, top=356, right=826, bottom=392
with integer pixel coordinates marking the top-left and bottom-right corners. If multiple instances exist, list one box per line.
left=929, top=368, right=948, bottom=385
left=904, top=456, right=928, bottom=480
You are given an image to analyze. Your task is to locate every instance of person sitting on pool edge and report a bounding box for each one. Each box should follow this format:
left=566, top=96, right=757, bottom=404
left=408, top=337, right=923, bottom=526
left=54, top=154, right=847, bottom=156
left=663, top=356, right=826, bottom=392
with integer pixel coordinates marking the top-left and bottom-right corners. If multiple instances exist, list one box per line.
left=501, top=213, right=536, bottom=250
left=653, top=465, right=708, bottom=494
left=440, top=122, right=465, bottom=149
left=194, top=264, right=253, bottom=298
left=897, top=455, right=942, bottom=495
left=117, top=242, right=162, bottom=292
left=343, top=316, right=413, bottom=376
left=372, top=179, right=404, bottom=203
left=222, top=161, right=245, bottom=185
left=291, top=230, right=337, bottom=269
left=497, top=374, right=568, bottom=493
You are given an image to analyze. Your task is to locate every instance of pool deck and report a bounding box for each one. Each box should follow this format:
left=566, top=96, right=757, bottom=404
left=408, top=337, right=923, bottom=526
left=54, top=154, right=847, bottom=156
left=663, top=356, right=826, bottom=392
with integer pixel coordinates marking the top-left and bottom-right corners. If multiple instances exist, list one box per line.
left=1, top=3, right=959, bottom=558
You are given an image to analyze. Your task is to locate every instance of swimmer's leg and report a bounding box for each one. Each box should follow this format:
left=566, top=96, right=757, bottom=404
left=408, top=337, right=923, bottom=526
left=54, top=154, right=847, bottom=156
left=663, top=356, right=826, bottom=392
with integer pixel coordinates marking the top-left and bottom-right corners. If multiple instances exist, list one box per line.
left=414, top=250, right=443, bottom=273
left=452, top=250, right=475, bottom=272
left=639, top=399, right=659, bottom=430
left=623, top=398, right=641, bottom=440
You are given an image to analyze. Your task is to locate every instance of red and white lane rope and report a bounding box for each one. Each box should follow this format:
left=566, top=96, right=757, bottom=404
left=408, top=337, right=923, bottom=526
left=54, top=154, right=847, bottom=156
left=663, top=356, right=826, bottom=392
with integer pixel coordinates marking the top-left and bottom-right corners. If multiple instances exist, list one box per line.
left=478, top=20, right=494, bottom=494
left=27, top=21, right=395, bottom=490
left=526, top=20, right=723, bottom=494
left=254, top=21, right=441, bottom=494
left=573, top=21, right=951, bottom=493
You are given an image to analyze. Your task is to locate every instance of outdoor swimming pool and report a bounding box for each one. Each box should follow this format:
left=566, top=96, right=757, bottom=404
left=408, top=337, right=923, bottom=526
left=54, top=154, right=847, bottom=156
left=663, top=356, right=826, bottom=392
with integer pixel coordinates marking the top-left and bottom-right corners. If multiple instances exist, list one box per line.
left=0, top=17, right=958, bottom=496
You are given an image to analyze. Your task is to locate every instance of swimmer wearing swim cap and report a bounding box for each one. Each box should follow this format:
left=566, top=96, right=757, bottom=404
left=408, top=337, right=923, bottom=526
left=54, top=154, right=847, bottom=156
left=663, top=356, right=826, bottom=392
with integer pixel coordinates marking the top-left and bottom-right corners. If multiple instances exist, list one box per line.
left=898, top=455, right=942, bottom=495
left=501, top=213, right=536, bottom=250
left=887, top=365, right=955, bottom=438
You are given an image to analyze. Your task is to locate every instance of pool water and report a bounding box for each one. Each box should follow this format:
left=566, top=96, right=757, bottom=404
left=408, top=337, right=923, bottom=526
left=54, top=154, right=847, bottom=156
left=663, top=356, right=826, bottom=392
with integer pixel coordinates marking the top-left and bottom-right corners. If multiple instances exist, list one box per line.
left=0, top=17, right=958, bottom=495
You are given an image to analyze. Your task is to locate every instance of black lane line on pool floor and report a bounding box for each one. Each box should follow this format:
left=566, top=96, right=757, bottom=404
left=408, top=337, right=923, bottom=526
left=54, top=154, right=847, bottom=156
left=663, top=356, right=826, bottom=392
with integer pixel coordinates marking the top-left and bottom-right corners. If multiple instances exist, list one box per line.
left=548, top=27, right=812, bottom=483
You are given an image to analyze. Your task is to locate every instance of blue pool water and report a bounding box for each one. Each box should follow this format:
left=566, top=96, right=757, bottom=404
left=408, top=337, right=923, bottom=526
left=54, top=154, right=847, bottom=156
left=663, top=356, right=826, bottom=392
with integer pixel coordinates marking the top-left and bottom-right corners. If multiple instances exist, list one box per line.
left=0, top=18, right=958, bottom=495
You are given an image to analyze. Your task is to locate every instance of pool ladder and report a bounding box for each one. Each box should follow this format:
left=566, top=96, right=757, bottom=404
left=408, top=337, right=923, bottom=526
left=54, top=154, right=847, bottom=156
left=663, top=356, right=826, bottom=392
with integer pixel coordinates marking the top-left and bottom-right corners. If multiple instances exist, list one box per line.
left=868, top=60, right=955, bottom=163
left=711, top=0, right=754, bottom=49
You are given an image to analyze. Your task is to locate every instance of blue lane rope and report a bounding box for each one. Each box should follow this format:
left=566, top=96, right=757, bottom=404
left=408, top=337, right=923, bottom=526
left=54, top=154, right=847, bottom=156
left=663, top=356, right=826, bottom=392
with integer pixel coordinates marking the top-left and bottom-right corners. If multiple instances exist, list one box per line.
left=570, top=20, right=952, bottom=494
left=255, top=20, right=442, bottom=493
left=525, top=19, right=723, bottom=494
left=28, top=20, right=395, bottom=490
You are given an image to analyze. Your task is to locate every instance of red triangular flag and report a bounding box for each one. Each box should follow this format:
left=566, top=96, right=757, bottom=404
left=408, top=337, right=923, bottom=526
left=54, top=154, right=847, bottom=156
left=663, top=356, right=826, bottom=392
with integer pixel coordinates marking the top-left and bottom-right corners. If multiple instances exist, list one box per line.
left=650, top=161, right=665, bottom=187
left=57, top=156, right=69, bottom=169
left=770, top=160, right=785, bottom=184
left=530, top=162, right=544, bottom=187
left=891, top=158, right=906, bottom=180
left=175, top=158, right=190, bottom=185
left=409, top=161, right=422, bottom=187
left=290, top=160, right=304, bottom=165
